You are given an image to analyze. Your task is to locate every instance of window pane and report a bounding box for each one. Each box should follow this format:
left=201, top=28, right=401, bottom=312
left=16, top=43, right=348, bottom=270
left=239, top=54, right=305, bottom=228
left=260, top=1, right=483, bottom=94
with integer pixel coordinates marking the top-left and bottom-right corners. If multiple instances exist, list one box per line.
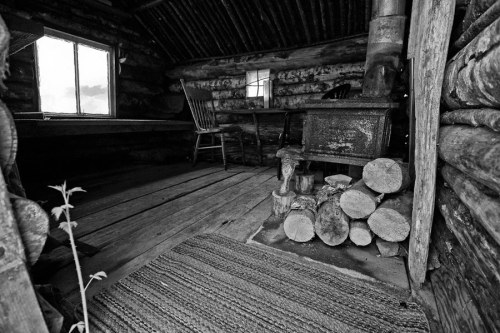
left=78, top=44, right=110, bottom=115
left=36, top=36, right=77, bottom=113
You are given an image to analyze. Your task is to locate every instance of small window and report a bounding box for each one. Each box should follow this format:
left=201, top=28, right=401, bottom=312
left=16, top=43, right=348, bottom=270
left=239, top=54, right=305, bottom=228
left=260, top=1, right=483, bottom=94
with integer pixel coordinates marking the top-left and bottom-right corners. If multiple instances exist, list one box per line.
left=35, top=29, right=115, bottom=116
left=246, top=69, right=270, bottom=98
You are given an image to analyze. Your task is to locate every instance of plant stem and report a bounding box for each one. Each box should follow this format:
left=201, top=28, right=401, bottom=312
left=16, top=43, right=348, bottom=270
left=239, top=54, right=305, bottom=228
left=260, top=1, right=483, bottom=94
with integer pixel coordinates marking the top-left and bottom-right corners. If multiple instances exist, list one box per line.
left=62, top=192, right=89, bottom=333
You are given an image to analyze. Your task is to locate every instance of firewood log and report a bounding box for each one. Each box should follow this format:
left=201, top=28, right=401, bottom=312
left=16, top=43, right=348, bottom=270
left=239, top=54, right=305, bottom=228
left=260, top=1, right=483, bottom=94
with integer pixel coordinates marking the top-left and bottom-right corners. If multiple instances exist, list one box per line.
left=283, top=209, right=315, bottom=243
left=315, top=193, right=350, bottom=246
left=362, top=158, right=410, bottom=193
left=368, top=191, right=413, bottom=242
left=339, top=179, right=382, bottom=219
left=439, top=125, right=500, bottom=194
left=349, top=220, right=373, bottom=246
left=375, top=238, right=400, bottom=257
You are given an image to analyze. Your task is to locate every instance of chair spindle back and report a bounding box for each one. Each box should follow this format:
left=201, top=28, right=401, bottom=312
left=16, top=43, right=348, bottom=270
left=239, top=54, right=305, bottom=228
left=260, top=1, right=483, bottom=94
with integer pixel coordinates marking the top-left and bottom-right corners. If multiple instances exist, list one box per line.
left=180, top=79, right=216, bottom=131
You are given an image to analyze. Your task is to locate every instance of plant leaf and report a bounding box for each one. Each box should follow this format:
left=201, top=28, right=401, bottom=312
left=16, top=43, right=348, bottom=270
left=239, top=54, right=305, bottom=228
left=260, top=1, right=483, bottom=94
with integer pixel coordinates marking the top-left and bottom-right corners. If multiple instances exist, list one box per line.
left=59, top=221, right=78, bottom=233
left=69, top=321, right=85, bottom=333
left=51, top=206, right=64, bottom=221
left=68, top=187, right=86, bottom=195
left=90, top=271, right=107, bottom=280
left=60, top=203, right=74, bottom=210
left=48, top=185, right=63, bottom=193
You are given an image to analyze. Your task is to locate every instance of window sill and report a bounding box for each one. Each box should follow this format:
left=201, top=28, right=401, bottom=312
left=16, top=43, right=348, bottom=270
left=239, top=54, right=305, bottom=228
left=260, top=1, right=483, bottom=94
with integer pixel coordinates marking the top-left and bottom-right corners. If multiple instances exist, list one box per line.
left=15, top=119, right=193, bottom=138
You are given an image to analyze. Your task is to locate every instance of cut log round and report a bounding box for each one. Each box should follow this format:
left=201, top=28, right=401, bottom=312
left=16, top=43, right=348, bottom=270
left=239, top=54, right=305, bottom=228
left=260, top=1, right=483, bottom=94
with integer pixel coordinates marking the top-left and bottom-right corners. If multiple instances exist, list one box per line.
left=362, top=158, right=410, bottom=193
left=295, top=173, right=314, bottom=194
left=11, top=197, right=49, bottom=265
left=315, top=193, right=350, bottom=246
left=368, top=191, right=413, bottom=242
left=283, top=209, right=315, bottom=243
left=375, top=238, right=400, bottom=257
left=349, top=220, right=373, bottom=246
left=339, top=179, right=381, bottom=219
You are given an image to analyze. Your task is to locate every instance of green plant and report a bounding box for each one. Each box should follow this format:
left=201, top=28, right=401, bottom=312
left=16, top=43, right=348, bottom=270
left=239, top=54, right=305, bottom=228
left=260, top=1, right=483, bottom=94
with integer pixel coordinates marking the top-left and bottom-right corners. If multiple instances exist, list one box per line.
left=50, top=182, right=106, bottom=333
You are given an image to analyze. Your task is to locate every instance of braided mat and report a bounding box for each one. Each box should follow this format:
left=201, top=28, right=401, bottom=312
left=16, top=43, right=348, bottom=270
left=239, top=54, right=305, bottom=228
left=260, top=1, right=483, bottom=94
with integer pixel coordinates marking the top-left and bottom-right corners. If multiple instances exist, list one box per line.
left=88, top=234, right=429, bottom=333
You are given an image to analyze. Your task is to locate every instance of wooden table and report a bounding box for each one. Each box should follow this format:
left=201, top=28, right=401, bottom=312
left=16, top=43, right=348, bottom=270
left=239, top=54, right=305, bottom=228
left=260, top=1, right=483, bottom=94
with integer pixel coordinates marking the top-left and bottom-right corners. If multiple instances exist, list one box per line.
left=215, top=108, right=304, bottom=173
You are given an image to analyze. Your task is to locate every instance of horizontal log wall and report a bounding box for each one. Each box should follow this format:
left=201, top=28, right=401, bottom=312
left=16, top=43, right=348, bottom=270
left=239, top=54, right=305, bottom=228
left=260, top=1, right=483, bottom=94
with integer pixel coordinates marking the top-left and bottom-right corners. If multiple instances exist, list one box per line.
left=433, top=4, right=500, bottom=332
left=168, top=55, right=367, bottom=165
left=0, top=1, right=194, bottom=187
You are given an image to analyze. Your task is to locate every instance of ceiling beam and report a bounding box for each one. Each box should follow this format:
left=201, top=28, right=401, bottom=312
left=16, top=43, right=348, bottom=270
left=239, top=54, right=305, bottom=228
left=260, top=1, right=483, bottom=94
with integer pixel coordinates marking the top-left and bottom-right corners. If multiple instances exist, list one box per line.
left=295, top=0, right=312, bottom=43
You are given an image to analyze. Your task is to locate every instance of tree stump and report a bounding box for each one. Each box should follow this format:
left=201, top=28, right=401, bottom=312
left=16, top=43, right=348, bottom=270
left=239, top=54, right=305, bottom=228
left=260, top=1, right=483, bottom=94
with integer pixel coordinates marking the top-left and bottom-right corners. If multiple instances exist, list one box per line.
left=368, top=191, right=413, bottom=242
left=375, top=238, right=400, bottom=257
left=363, top=158, right=410, bottom=193
left=315, top=193, right=350, bottom=246
left=339, top=179, right=382, bottom=219
left=349, top=220, right=373, bottom=246
left=272, top=190, right=296, bottom=218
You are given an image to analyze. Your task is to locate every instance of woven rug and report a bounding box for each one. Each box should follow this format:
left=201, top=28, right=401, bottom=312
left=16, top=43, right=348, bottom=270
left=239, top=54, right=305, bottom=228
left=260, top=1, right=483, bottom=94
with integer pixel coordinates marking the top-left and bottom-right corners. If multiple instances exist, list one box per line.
left=87, top=234, right=430, bottom=333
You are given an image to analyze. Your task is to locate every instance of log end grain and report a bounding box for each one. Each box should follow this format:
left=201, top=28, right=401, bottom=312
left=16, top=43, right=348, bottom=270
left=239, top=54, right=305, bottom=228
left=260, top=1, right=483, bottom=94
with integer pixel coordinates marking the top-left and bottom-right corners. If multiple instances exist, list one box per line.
left=349, top=220, right=373, bottom=246
left=363, top=158, right=410, bottom=193
left=284, top=209, right=315, bottom=242
left=339, top=180, right=379, bottom=219
left=368, top=207, right=411, bottom=242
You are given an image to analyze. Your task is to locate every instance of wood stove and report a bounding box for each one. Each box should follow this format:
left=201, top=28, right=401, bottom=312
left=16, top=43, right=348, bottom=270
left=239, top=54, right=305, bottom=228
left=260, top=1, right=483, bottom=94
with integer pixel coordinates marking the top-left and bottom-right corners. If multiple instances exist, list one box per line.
left=301, top=99, right=399, bottom=166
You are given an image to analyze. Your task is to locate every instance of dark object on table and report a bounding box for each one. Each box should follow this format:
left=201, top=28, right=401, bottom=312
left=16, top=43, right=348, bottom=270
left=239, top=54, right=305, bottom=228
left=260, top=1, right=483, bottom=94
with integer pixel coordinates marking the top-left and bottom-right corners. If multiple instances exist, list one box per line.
left=180, top=79, right=245, bottom=170
left=321, top=83, right=351, bottom=99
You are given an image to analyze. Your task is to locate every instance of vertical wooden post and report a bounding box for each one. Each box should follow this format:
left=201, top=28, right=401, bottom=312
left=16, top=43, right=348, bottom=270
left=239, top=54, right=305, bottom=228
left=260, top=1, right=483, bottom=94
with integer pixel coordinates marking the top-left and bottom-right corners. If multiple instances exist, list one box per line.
left=407, top=0, right=456, bottom=287
left=0, top=170, right=49, bottom=332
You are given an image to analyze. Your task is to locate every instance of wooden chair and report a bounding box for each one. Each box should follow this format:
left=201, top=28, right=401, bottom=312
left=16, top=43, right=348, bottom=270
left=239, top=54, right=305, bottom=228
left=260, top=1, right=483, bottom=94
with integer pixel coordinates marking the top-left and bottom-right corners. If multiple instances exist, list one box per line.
left=180, top=79, right=245, bottom=170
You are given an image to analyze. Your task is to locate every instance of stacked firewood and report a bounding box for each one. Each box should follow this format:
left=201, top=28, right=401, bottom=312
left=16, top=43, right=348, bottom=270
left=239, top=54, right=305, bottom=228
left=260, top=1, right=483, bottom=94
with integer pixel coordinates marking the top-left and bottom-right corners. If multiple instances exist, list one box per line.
left=283, top=158, right=412, bottom=257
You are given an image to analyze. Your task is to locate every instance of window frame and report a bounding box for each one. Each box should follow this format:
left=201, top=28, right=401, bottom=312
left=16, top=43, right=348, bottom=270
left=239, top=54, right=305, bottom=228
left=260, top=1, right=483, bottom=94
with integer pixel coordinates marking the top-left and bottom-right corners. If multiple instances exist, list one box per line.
left=35, top=28, right=116, bottom=118
left=246, top=69, right=270, bottom=98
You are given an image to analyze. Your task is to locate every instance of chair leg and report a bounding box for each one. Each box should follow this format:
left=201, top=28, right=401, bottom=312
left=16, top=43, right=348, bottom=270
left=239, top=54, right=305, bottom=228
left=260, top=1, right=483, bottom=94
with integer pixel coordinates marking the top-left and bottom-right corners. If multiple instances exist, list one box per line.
left=193, top=134, right=201, bottom=167
left=211, top=133, right=216, bottom=162
left=239, top=132, right=246, bottom=165
left=220, top=133, right=227, bottom=171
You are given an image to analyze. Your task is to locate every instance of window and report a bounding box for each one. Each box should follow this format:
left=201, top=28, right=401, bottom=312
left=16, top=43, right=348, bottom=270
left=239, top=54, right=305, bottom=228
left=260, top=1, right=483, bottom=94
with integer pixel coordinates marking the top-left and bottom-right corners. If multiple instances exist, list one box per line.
left=246, top=69, right=270, bottom=97
left=36, top=29, right=115, bottom=116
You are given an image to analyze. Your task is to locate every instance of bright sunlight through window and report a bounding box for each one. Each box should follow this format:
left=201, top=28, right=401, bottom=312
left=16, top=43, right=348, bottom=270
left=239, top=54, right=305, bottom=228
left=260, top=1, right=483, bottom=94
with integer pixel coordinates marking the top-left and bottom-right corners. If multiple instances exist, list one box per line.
left=36, top=30, right=114, bottom=116
left=246, top=69, right=270, bottom=98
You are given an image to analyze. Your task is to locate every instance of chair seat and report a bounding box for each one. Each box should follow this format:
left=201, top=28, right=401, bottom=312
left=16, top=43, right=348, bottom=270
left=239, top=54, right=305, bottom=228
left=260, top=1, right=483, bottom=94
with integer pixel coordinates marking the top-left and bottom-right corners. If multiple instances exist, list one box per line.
left=196, top=125, right=242, bottom=134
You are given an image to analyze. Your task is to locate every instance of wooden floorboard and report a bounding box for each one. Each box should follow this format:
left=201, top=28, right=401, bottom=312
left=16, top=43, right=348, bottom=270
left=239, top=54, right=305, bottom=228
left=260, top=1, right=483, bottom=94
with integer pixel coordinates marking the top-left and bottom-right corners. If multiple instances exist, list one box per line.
left=50, top=167, right=241, bottom=241
left=79, top=175, right=280, bottom=302
left=51, top=166, right=273, bottom=296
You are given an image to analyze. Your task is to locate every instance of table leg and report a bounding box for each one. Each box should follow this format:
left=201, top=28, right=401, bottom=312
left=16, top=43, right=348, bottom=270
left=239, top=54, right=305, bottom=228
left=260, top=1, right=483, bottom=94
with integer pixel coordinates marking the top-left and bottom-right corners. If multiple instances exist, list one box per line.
left=252, top=112, right=263, bottom=166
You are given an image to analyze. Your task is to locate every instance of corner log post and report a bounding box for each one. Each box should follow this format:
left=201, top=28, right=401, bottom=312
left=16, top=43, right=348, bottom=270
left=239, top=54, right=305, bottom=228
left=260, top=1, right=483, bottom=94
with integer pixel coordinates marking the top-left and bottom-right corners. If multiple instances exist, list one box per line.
left=272, top=148, right=304, bottom=218
left=407, top=0, right=456, bottom=287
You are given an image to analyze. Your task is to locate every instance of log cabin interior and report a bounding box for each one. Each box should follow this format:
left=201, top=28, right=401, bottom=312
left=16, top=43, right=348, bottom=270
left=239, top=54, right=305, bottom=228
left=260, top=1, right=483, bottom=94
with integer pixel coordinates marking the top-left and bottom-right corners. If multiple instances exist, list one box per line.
left=1, top=0, right=499, bottom=332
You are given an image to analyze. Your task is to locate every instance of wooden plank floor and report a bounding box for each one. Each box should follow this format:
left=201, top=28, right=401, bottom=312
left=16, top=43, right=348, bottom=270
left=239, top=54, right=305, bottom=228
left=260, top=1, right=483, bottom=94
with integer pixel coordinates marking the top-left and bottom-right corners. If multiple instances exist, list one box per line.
left=33, top=162, right=442, bottom=331
left=41, top=163, right=279, bottom=303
